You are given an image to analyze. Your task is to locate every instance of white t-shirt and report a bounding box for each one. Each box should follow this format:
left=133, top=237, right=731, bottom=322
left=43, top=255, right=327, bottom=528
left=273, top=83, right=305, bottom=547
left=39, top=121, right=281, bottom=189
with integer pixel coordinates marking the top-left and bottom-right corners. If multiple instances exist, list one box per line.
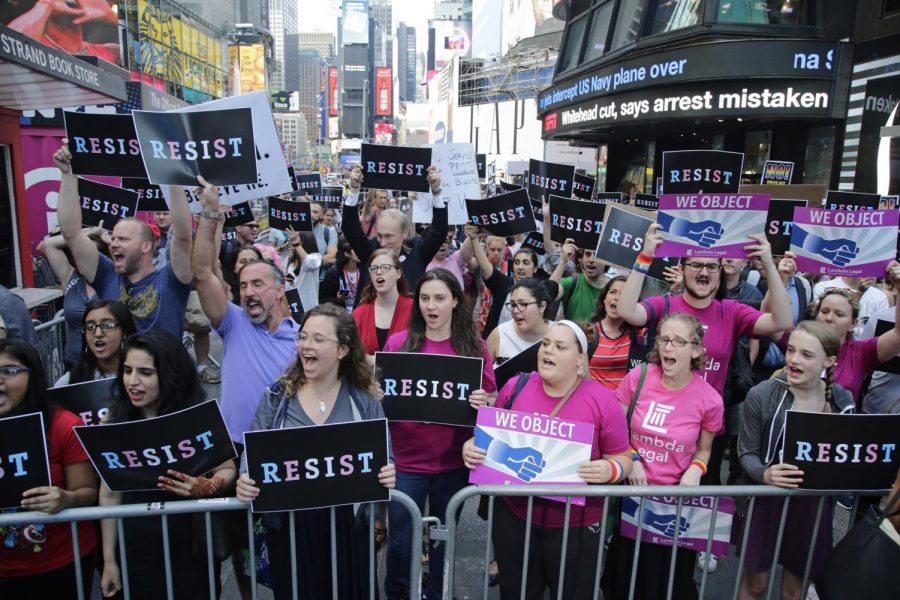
left=812, top=277, right=890, bottom=337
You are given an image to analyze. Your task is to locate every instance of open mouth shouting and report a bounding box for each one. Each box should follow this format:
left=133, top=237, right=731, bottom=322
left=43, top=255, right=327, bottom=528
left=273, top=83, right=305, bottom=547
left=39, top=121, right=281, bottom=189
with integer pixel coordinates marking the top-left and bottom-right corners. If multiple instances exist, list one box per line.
left=127, top=386, right=147, bottom=405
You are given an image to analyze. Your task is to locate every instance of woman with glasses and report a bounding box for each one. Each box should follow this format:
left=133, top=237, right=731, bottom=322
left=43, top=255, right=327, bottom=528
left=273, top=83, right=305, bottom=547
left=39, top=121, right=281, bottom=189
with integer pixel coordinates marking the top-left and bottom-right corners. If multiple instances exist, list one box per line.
left=236, top=304, right=396, bottom=599
left=463, top=320, right=632, bottom=599
left=487, top=278, right=558, bottom=366
left=382, top=268, right=497, bottom=600
left=352, top=248, right=414, bottom=355
left=0, top=339, right=99, bottom=599
left=601, top=313, right=724, bottom=600
left=54, top=299, right=136, bottom=387
left=589, top=276, right=632, bottom=390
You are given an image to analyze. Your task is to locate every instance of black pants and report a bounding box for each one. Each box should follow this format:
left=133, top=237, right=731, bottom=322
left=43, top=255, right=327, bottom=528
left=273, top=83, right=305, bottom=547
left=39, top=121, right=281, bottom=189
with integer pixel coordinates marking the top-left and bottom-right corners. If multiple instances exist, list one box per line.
left=491, top=499, right=603, bottom=600
left=0, top=551, right=94, bottom=600
left=700, top=434, right=729, bottom=486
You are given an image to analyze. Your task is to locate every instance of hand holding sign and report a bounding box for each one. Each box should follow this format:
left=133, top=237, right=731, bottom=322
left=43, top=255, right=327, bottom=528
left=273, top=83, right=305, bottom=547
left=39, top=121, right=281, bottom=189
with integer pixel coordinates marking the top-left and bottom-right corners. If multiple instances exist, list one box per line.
left=763, top=463, right=805, bottom=489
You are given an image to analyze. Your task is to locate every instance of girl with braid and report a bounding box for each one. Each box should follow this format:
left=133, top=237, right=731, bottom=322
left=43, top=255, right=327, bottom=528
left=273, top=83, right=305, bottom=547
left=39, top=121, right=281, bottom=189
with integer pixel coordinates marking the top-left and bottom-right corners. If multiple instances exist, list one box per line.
left=736, top=321, right=853, bottom=600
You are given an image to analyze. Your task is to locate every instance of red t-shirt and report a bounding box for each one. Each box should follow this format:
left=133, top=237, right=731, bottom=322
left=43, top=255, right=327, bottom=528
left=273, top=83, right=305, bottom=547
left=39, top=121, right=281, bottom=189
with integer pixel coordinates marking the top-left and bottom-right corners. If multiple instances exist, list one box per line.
left=589, top=326, right=631, bottom=390
left=0, top=409, right=99, bottom=577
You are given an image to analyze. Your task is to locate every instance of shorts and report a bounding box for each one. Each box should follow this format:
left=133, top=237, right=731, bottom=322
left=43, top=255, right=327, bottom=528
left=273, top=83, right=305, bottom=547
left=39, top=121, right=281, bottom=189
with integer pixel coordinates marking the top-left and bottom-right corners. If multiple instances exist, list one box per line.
left=184, top=291, right=211, bottom=333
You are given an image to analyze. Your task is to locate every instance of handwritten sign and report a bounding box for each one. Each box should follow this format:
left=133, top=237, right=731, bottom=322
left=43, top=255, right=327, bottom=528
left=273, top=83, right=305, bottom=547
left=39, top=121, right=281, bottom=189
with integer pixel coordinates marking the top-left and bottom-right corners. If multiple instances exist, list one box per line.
left=415, top=143, right=480, bottom=225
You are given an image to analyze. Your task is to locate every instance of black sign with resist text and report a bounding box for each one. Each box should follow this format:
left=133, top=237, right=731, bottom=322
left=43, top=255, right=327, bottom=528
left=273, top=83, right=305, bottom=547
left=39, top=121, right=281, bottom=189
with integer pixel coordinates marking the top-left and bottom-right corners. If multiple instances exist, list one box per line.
left=268, top=197, right=312, bottom=232
left=572, top=173, right=596, bottom=200
left=476, top=154, right=487, bottom=179
left=284, top=287, right=304, bottom=323
left=74, top=400, right=237, bottom=492
left=375, top=352, right=483, bottom=426
left=466, top=190, right=536, bottom=238
left=78, top=178, right=139, bottom=228
left=45, top=378, right=116, bottom=427
left=596, top=192, right=625, bottom=204
left=245, top=419, right=390, bottom=512
left=360, top=144, right=432, bottom=192
left=824, top=190, right=880, bottom=211
left=122, top=178, right=168, bottom=212
left=549, top=195, right=606, bottom=250
left=596, top=204, right=675, bottom=281
left=0, top=413, right=50, bottom=510
left=528, top=159, right=574, bottom=202
left=634, top=193, right=659, bottom=211
left=64, top=112, right=147, bottom=178
left=520, top=231, right=546, bottom=256
left=661, top=150, right=743, bottom=194
left=294, top=172, right=322, bottom=197
left=224, top=202, right=255, bottom=227
left=765, top=199, right=808, bottom=255
left=316, top=187, right=344, bottom=209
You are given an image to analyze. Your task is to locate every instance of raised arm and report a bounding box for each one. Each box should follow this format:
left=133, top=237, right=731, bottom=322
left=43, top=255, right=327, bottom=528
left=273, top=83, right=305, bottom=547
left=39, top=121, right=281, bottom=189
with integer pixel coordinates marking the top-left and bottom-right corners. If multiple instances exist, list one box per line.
left=165, top=185, right=193, bottom=284
left=341, top=166, right=375, bottom=266
left=415, top=166, right=448, bottom=265
left=745, top=234, right=793, bottom=335
left=53, top=141, right=100, bottom=282
left=550, top=239, right=577, bottom=300
left=616, top=224, right=660, bottom=327
left=36, top=233, right=75, bottom=286
left=191, top=177, right=229, bottom=328
left=876, top=261, right=900, bottom=363
left=542, top=199, right=552, bottom=250
left=465, top=224, right=493, bottom=280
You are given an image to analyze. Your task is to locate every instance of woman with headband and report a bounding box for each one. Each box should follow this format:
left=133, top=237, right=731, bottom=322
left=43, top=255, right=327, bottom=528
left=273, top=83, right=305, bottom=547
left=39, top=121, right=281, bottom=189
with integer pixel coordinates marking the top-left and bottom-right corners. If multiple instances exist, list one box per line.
left=463, top=320, right=631, bottom=599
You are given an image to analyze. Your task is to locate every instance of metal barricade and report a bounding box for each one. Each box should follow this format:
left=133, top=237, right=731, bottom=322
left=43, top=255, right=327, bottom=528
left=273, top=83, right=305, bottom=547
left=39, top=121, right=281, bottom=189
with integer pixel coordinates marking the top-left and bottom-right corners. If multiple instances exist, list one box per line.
left=34, top=312, right=66, bottom=383
left=439, top=484, right=857, bottom=600
left=0, top=490, right=424, bottom=600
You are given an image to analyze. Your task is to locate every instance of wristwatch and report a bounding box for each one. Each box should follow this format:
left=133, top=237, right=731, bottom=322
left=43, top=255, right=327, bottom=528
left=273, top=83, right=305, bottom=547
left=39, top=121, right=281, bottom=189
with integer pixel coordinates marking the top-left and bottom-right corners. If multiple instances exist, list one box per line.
left=200, top=210, right=221, bottom=219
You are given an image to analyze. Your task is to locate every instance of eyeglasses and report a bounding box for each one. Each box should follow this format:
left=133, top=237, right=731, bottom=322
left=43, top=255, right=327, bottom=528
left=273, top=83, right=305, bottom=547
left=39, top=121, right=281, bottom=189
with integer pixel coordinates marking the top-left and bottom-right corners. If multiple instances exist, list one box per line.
left=657, top=336, right=696, bottom=348
left=295, top=332, right=341, bottom=347
left=0, top=366, right=31, bottom=380
left=368, top=264, right=397, bottom=274
left=83, top=322, right=120, bottom=333
left=684, top=262, right=721, bottom=273
left=505, top=300, right=539, bottom=312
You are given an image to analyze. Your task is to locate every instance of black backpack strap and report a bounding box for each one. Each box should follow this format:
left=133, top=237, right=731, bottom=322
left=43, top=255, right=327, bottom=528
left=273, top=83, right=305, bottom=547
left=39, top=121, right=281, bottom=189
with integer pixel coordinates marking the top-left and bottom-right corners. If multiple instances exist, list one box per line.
left=503, top=372, right=532, bottom=410
left=626, top=363, right=648, bottom=427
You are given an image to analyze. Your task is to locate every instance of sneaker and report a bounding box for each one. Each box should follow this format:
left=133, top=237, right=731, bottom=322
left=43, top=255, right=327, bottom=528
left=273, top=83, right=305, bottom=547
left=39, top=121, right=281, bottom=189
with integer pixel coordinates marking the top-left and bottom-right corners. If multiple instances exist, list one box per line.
left=806, top=584, right=820, bottom=600
left=198, top=366, right=221, bottom=384
left=697, top=552, right=718, bottom=573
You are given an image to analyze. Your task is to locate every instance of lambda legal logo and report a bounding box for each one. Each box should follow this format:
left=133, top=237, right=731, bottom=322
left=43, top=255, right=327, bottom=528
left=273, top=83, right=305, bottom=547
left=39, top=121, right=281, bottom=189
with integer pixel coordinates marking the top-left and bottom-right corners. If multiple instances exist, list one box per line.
left=642, top=401, right=675, bottom=434
left=544, top=113, right=558, bottom=131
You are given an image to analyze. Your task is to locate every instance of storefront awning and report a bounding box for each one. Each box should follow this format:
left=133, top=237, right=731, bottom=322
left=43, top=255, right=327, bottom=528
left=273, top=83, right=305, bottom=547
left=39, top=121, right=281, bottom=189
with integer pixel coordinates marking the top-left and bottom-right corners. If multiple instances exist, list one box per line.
left=0, top=24, right=127, bottom=111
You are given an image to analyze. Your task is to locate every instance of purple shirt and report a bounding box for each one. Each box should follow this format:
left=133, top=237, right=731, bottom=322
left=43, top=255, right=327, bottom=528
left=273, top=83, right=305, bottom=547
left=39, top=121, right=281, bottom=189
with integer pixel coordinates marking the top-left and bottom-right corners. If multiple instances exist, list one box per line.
left=215, top=303, right=298, bottom=443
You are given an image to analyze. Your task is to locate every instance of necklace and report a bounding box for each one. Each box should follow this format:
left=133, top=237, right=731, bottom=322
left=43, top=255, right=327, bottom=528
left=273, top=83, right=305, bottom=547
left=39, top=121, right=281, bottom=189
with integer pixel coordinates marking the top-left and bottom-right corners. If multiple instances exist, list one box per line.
left=319, top=400, right=327, bottom=415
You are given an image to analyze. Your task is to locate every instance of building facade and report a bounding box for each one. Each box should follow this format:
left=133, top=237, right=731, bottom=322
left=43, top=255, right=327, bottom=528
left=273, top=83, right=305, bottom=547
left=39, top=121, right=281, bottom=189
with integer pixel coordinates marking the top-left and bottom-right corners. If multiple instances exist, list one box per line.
left=269, top=0, right=298, bottom=91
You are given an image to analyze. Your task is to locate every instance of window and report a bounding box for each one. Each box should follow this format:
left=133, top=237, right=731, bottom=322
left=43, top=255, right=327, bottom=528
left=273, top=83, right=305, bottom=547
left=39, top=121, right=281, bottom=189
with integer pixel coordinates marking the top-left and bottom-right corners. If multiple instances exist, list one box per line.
left=583, top=2, right=614, bottom=62
left=610, top=0, right=645, bottom=51
left=647, top=0, right=706, bottom=36
left=557, top=13, right=589, bottom=73
left=803, top=125, right=836, bottom=185
left=718, top=0, right=807, bottom=26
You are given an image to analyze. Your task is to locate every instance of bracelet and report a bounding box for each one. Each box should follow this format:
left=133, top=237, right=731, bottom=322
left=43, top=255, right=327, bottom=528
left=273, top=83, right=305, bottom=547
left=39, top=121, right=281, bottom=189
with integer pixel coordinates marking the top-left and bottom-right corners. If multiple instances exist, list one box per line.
left=200, top=210, right=220, bottom=219
left=636, top=252, right=654, bottom=264
left=690, top=459, right=708, bottom=475
left=605, top=459, right=622, bottom=484
left=632, top=260, right=650, bottom=274
left=630, top=448, right=642, bottom=462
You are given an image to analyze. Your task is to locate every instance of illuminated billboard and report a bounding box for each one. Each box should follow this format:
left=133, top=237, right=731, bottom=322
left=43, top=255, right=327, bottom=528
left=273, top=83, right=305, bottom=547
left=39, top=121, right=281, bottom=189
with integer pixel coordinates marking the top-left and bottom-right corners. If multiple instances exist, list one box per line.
left=328, top=67, right=339, bottom=116
left=433, top=20, right=472, bottom=69
left=342, top=0, right=369, bottom=45
left=375, top=67, right=393, bottom=117
left=228, top=44, right=267, bottom=93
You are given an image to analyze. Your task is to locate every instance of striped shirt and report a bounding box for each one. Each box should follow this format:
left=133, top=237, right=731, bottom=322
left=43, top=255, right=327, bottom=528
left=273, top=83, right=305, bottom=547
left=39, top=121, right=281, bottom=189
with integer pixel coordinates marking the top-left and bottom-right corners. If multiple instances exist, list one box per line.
left=589, top=325, right=630, bottom=390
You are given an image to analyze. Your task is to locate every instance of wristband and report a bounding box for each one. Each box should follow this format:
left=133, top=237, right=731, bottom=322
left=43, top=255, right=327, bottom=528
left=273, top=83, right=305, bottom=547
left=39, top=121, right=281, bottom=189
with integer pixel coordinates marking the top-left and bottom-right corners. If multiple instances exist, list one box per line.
left=605, top=459, right=621, bottom=484
left=630, top=448, right=642, bottom=462
left=344, top=191, right=360, bottom=207
left=636, top=252, right=653, bottom=265
left=690, top=459, right=708, bottom=475
left=632, top=260, right=650, bottom=274
left=200, top=210, right=221, bottom=219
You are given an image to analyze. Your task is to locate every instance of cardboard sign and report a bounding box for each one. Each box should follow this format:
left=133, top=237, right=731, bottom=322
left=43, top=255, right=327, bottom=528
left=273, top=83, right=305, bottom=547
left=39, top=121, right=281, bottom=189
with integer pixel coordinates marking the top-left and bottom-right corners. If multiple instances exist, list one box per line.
left=224, top=202, right=255, bottom=227
left=360, top=143, right=432, bottom=192
left=634, top=193, right=659, bottom=211
left=661, top=150, right=743, bottom=194
left=315, top=187, right=344, bottom=209
left=466, top=190, right=537, bottom=238
left=476, top=154, right=487, bottom=179
left=374, top=352, right=483, bottom=426
left=656, top=193, right=771, bottom=258
left=765, top=199, right=808, bottom=255
left=45, top=378, right=116, bottom=427
left=77, top=178, right=139, bottom=228
left=790, top=208, right=900, bottom=277
left=874, top=319, right=900, bottom=374
left=620, top=496, right=735, bottom=556
left=0, top=413, right=50, bottom=510
left=132, top=108, right=257, bottom=187
left=417, top=143, right=480, bottom=225
left=596, top=192, right=625, bottom=205
left=528, top=159, right=575, bottom=203
left=74, top=400, right=237, bottom=493
left=122, top=178, right=168, bottom=212
left=519, top=231, right=546, bottom=256
left=760, top=160, right=794, bottom=185
left=294, top=172, right=322, bottom=197
left=268, top=197, right=312, bottom=232
left=572, top=173, right=596, bottom=200
left=823, top=190, right=880, bottom=211
left=64, top=112, right=147, bottom=178
left=469, top=407, right=593, bottom=505
left=548, top=195, right=606, bottom=250
left=284, top=287, right=305, bottom=322
left=595, top=204, right=675, bottom=281
left=245, top=419, right=390, bottom=513
left=493, top=342, right=540, bottom=391
left=783, top=411, right=900, bottom=491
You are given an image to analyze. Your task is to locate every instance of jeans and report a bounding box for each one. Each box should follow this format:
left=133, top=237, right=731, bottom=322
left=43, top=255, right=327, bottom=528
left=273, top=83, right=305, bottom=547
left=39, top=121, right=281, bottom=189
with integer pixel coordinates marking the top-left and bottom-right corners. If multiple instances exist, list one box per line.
left=385, top=468, right=469, bottom=599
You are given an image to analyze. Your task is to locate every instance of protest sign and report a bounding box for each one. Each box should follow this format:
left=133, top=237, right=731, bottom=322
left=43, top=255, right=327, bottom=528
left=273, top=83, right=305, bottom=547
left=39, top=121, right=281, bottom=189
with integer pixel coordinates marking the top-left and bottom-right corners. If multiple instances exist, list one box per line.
left=656, top=193, right=771, bottom=259
left=224, top=202, right=255, bottom=227
left=476, top=154, right=487, bottom=179
left=621, top=496, right=735, bottom=556
left=294, top=172, right=322, bottom=197
left=634, top=193, right=659, bottom=211
left=284, top=287, right=304, bottom=323
left=548, top=195, right=606, bottom=250
left=466, top=190, right=537, bottom=238
left=245, top=419, right=390, bottom=512
left=77, top=178, right=139, bottom=228
left=596, top=192, right=625, bottom=204
left=268, top=197, right=312, bottom=232
left=469, top=407, right=593, bottom=505
left=790, top=208, right=900, bottom=277
left=493, top=342, right=540, bottom=391
left=824, top=190, right=880, bottom=211
left=122, top=178, right=168, bottom=212
left=287, top=166, right=299, bottom=193
left=765, top=199, right=808, bottom=255
left=0, top=413, right=50, bottom=510
left=784, top=412, right=900, bottom=491
left=132, top=108, right=256, bottom=187
left=595, top=204, right=675, bottom=281
left=374, top=352, right=482, bottom=426
left=500, top=181, right=522, bottom=192
left=528, top=159, right=574, bottom=203
left=760, top=160, right=794, bottom=185
left=880, top=195, right=900, bottom=210
left=222, top=228, right=237, bottom=243
left=572, top=173, right=596, bottom=200
left=661, top=150, right=743, bottom=194
left=74, top=400, right=236, bottom=492
left=64, top=112, right=146, bottom=178
left=315, top=187, right=344, bottom=209
left=361, top=144, right=432, bottom=193
left=874, top=319, right=900, bottom=374
left=416, top=143, right=480, bottom=224
left=45, top=378, right=116, bottom=427
left=520, top=231, right=546, bottom=256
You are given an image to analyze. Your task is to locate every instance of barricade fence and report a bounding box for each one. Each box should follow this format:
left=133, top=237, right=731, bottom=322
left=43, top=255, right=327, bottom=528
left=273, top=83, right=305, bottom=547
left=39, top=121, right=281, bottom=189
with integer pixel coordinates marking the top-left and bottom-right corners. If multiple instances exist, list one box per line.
left=439, top=484, right=868, bottom=600
left=34, top=313, right=66, bottom=384
left=0, top=491, right=424, bottom=600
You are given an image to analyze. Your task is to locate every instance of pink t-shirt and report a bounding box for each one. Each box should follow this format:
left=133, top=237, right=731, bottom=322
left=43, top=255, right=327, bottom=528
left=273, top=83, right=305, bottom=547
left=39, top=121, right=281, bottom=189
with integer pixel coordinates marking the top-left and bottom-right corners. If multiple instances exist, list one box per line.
left=426, top=249, right=467, bottom=288
left=382, top=331, right=497, bottom=473
left=499, top=373, right=631, bottom=528
left=640, top=295, right=762, bottom=395
left=617, top=364, right=724, bottom=485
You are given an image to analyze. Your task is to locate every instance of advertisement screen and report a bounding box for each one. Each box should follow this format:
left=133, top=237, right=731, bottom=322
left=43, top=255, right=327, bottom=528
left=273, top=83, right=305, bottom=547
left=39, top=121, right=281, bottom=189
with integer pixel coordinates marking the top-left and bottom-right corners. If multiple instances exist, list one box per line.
left=228, top=44, right=267, bottom=93
left=433, top=20, right=472, bottom=68
left=375, top=67, right=393, bottom=116
left=342, top=0, right=369, bottom=45
left=374, top=121, right=394, bottom=145
left=328, top=67, right=339, bottom=116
